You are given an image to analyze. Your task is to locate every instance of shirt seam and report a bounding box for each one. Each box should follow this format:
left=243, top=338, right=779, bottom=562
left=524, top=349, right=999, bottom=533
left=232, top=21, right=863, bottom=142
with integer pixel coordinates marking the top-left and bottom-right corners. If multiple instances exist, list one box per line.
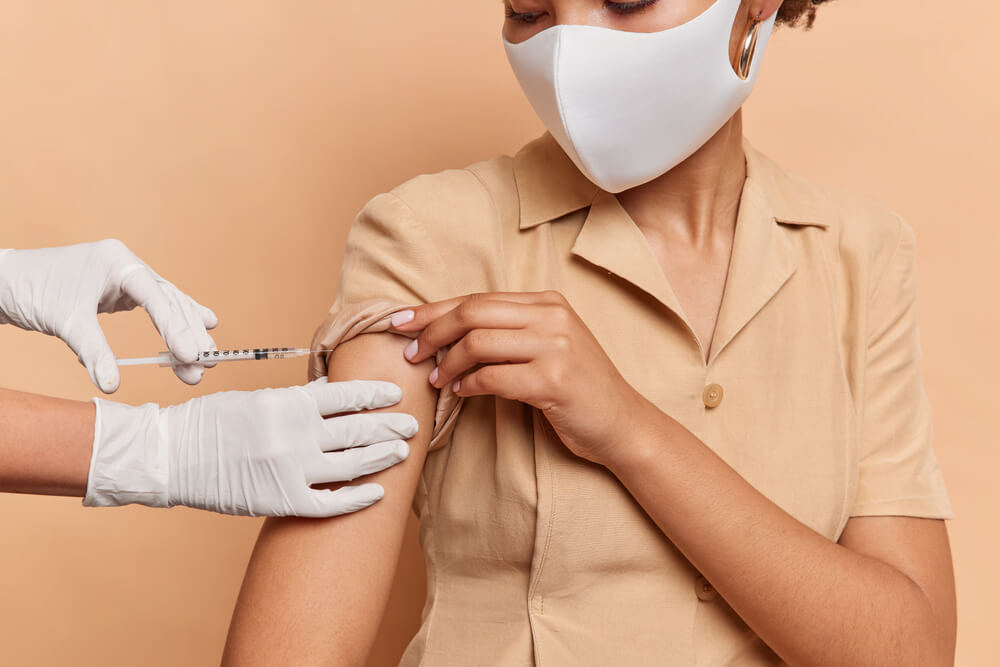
left=463, top=166, right=509, bottom=292
left=858, top=212, right=906, bottom=450
left=382, top=191, right=460, bottom=300
left=865, top=214, right=906, bottom=322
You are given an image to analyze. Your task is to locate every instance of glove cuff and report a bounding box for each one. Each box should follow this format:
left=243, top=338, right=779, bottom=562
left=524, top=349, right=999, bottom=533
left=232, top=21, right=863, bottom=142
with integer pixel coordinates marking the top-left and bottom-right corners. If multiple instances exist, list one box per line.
left=0, top=249, right=14, bottom=325
left=84, top=398, right=169, bottom=508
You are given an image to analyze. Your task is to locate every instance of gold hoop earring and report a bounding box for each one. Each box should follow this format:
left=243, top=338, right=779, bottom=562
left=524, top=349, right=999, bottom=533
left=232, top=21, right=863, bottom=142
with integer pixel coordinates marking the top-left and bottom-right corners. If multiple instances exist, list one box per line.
left=736, top=19, right=762, bottom=80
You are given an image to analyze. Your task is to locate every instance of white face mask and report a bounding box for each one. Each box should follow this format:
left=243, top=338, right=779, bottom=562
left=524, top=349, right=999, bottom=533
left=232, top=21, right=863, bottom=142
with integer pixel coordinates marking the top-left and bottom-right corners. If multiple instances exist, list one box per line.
left=503, top=0, right=776, bottom=193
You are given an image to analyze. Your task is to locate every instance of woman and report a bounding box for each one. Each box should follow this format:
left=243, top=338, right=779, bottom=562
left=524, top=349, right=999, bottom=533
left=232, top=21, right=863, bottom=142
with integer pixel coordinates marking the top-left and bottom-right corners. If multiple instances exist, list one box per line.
left=224, top=0, right=956, bottom=664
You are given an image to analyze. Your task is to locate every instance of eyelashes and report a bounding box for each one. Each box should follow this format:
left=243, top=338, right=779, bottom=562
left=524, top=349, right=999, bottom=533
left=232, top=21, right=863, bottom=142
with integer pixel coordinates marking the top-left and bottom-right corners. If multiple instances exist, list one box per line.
left=505, top=5, right=544, bottom=23
left=606, top=0, right=659, bottom=14
left=505, top=0, right=661, bottom=24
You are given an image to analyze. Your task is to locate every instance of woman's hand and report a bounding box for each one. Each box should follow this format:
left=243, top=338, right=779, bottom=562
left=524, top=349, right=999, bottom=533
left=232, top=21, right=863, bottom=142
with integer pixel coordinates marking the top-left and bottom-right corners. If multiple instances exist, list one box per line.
left=392, top=291, right=647, bottom=469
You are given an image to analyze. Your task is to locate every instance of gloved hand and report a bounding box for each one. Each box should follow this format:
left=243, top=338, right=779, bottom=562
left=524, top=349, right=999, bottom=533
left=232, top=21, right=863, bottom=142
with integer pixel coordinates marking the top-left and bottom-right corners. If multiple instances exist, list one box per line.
left=84, top=377, right=417, bottom=517
left=0, top=239, right=217, bottom=393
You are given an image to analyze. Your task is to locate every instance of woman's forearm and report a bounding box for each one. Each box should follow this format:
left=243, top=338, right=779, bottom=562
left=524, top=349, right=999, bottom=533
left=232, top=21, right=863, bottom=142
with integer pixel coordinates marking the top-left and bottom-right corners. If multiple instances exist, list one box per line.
left=0, top=388, right=93, bottom=496
left=607, top=399, right=953, bottom=666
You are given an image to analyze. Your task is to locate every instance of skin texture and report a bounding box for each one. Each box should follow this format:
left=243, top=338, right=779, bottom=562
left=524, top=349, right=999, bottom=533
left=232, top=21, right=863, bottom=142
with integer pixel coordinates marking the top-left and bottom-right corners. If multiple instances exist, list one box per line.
left=222, top=333, right=437, bottom=666
left=0, top=388, right=94, bottom=497
left=227, top=1, right=956, bottom=664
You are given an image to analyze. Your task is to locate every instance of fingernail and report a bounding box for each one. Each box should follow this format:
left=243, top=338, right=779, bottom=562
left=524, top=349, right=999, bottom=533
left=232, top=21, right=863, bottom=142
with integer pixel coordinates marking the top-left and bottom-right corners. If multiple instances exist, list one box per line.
left=391, top=310, right=415, bottom=327
left=428, top=366, right=439, bottom=385
left=452, top=380, right=461, bottom=393
left=404, top=339, right=418, bottom=361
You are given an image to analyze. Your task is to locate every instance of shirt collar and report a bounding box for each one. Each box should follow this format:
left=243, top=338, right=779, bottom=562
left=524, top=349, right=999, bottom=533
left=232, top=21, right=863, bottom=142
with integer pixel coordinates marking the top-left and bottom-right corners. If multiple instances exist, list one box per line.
left=513, top=131, right=833, bottom=231
left=512, top=132, right=832, bottom=365
left=514, top=133, right=599, bottom=230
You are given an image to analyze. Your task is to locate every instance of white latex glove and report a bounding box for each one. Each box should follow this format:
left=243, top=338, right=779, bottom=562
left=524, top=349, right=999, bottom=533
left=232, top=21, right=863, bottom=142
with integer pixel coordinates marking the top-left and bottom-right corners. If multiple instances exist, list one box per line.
left=0, top=239, right=217, bottom=393
left=84, top=377, right=417, bottom=517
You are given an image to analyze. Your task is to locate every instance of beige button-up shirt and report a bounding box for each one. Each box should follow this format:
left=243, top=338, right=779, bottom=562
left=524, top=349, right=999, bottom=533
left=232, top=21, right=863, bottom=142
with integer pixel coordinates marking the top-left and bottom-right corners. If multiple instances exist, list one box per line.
left=310, top=133, right=952, bottom=665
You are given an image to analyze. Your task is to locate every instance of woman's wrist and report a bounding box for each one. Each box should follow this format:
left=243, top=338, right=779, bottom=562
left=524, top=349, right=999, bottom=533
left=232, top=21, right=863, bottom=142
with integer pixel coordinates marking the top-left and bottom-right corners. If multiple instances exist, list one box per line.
left=601, top=396, right=675, bottom=478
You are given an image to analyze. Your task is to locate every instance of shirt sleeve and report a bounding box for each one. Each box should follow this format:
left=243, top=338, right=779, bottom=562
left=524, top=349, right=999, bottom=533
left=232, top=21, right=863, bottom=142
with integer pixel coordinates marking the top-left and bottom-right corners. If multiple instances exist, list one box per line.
left=850, top=217, right=953, bottom=519
left=307, top=193, right=463, bottom=452
left=332, top=192, right=455, bottom=310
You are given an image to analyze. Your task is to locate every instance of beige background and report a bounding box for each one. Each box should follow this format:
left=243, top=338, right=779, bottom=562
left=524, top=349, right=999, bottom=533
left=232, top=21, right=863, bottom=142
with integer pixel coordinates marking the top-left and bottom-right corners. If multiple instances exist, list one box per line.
left=0, top=1, right=995, bottom=665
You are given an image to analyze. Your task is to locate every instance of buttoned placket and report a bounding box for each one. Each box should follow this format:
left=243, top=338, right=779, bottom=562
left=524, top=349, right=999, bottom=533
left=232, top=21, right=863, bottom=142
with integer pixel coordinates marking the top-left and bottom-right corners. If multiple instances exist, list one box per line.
left=512, top=134, right=833, bottom=653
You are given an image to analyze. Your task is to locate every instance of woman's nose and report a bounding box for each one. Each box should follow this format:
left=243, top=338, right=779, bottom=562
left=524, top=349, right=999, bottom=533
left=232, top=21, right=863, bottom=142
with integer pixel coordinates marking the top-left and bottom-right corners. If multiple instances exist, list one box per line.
left=547, top=1, right=612, bottom=29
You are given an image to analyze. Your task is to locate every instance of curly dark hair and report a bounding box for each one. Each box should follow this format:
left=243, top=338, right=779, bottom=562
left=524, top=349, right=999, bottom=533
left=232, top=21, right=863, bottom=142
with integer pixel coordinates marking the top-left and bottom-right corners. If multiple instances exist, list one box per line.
left=776, top=0, right=834, bottom=29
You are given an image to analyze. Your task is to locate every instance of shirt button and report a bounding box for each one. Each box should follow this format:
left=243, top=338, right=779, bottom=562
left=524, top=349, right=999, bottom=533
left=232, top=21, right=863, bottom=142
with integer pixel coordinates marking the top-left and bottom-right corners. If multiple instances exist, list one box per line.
left=695, top=575, right=717, bottom=602
left=702, top=383, right=724, bottom=408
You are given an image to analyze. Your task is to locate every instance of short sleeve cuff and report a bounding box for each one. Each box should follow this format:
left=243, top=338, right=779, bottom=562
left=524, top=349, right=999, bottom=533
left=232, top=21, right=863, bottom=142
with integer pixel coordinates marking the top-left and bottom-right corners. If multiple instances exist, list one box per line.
left=849, top=494, right=953, bottom=520
left=309, top=298, right=464, bottom=452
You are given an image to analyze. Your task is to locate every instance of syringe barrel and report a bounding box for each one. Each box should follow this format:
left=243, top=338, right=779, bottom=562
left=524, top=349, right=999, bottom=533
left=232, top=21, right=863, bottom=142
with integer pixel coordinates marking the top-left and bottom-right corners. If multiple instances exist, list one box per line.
left=158, top=347, right=308, bottom=366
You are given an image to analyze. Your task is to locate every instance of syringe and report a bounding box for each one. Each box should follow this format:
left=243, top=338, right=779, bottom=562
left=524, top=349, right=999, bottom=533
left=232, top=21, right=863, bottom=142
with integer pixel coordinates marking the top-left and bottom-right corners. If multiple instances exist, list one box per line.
left=117, top=347, right=320, bottom=367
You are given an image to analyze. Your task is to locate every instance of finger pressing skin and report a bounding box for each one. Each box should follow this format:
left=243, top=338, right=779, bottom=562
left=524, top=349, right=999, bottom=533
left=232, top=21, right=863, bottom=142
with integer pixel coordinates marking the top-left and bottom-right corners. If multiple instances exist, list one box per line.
left=393, top=290, right=566, bottom=332
left=311, top=440, right=410, bottom=484
left=431, top=329, right=544, bottom=388
left=321, top=412, right=419, bottom=452
left=306, top=379, right=403, bottom=416
left=405, top=298, right=550, bottom=364
left=302, top=484, right=385, bottom=518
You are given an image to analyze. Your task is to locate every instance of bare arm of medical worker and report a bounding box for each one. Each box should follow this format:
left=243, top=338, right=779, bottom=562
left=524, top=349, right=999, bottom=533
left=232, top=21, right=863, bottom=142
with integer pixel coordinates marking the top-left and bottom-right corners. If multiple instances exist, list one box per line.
left=0, top=380, right=416, bottom=517
left=0, top=389, right=94, bottom=496
left=223, top=333, right=438, bottom=665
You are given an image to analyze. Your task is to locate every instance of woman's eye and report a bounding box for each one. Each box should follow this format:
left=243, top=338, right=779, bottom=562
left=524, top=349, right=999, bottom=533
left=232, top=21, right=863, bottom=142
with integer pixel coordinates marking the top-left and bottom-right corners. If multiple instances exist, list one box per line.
left=505, top=6, right=546, bottom=23
left=504, top=0, right=657, bottom=24
left=605, top=0, right=659, bottom=14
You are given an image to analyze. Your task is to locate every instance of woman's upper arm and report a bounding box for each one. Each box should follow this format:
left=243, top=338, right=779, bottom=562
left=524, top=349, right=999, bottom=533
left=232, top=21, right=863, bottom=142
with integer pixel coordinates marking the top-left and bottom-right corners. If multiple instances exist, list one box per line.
left=223, top=332, right=437, bottom=666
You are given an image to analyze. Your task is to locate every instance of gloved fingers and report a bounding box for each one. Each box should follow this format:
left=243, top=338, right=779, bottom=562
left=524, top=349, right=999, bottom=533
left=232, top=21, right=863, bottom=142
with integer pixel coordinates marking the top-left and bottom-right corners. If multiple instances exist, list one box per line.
left=299, top=483, right=385, bottom=518
left=306, top=439, right=410, bottom=484
left=68, top=315, right=122, bottom=394
left=120, top=268, right=200, bottom=364
left=302, top=377, right=404, bottom=416
left=321, top=412, right=419, bottom=452
left=189, top=298, right=218, bottom=330
left=171, top=361, right=205, bottom=385
left=171, top=282, right=217, bottom=345
left=173, top=289, right=218, bottom=371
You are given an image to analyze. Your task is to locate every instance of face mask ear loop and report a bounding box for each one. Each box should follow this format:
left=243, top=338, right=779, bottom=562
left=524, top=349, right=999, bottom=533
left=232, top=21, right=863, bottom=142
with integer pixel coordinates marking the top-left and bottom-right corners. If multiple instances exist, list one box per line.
left=736, top=18, right=762, bottom=80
